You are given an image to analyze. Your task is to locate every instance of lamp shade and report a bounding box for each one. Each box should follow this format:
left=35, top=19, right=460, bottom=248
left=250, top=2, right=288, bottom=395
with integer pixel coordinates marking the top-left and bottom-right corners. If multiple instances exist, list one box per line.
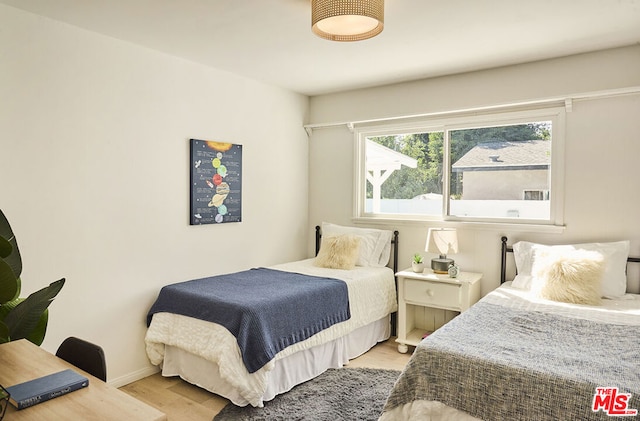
left=425, top=228, right=459, bottom=255
left=312, top=0, right=384, bottom=42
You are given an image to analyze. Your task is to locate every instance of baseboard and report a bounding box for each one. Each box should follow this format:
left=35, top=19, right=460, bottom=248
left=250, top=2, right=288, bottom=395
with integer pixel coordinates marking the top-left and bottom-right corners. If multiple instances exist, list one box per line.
left=108, top=366, right=161, bottom=388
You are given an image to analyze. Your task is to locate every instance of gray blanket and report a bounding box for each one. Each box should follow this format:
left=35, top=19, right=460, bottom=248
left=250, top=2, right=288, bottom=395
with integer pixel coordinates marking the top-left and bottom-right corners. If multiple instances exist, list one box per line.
left=384, top=299, right=640, bottom=420
left=147, top=268, right=349, bottom=373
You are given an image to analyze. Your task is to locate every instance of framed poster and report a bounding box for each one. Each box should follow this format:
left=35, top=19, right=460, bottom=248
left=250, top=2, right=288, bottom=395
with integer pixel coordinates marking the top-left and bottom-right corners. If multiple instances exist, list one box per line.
left=190, top=139, right=242, bottom=225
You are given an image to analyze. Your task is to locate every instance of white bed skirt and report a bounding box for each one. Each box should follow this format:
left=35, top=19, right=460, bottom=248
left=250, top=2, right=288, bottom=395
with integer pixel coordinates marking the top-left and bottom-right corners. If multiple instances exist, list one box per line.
left=161, top=315, right=391, bottom=407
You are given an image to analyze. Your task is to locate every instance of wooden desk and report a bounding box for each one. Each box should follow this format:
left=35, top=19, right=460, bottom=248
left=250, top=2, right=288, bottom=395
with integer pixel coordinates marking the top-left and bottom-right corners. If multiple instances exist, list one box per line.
left=0, top=339, right=166, bottom=421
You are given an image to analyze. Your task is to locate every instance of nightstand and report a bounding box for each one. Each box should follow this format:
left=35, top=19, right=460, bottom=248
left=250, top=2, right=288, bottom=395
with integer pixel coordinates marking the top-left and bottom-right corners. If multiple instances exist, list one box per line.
left=395, top=268, right=482, bottom=353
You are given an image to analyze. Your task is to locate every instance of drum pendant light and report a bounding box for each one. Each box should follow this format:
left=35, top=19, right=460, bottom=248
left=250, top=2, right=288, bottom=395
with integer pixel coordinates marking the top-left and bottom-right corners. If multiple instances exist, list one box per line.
left=312, top=0, right=384, bottom=42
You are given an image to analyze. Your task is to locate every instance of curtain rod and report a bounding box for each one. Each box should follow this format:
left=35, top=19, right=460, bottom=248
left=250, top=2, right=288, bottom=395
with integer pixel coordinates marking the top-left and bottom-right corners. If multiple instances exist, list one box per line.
left=303, top=86, right=640, bottom=136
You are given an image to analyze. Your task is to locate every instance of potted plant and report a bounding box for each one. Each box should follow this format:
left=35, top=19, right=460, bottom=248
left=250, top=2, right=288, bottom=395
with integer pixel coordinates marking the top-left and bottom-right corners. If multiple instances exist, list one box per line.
left=0, top=209, right=64, bottom=345
left=411, top=253, right=424, bottom=273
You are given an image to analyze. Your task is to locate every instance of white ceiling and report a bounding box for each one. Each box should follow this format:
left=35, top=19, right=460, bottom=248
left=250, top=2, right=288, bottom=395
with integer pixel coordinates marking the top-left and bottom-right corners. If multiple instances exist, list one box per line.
left=2, top=0, right=640, bottom=96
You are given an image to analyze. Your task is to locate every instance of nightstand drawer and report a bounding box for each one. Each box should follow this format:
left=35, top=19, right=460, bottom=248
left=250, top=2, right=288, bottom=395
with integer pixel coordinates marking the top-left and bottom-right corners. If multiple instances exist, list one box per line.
left=404, top=279, right=461, bottom=308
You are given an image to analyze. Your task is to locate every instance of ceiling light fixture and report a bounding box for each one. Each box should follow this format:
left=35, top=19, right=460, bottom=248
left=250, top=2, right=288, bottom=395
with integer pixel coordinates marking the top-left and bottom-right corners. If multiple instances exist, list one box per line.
left=311, top=0, right=384, bottom=42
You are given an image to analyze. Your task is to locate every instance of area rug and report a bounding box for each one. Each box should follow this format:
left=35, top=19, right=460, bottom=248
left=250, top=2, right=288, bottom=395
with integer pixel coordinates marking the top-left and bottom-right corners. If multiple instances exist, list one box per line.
left=213, top=367, right=401, bottom=421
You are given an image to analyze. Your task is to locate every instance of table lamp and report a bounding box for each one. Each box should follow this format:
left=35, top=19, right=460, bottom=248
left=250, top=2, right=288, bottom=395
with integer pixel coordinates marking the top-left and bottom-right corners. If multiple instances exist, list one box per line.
left=426, top=228, right=458, bottom=274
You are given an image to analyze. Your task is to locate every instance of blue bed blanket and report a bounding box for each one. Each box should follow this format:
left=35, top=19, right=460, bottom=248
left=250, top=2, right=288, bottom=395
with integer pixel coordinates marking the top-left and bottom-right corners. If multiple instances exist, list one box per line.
left=146, top=268, right=350, bottom=373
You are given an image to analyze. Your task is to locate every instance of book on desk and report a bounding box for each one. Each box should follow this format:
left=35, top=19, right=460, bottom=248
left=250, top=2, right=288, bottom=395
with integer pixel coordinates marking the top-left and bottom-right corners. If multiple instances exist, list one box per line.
left=6, top=368, right=89, bottom=409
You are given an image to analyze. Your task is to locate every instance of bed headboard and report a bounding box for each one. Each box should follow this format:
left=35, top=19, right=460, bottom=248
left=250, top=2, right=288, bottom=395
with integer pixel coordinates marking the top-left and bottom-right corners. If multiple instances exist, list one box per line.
left=315, top=225, right=400, bottom=336
left=315, top=225, right=400, bottom=275
left=500, top=236, right=640, bottom=284
left=500, top=236, right=513, bottom=284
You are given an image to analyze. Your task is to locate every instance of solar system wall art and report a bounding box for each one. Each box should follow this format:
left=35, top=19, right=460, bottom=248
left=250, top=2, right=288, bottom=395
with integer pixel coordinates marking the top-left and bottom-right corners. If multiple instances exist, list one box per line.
left=190, top=139, right=242, bottom=225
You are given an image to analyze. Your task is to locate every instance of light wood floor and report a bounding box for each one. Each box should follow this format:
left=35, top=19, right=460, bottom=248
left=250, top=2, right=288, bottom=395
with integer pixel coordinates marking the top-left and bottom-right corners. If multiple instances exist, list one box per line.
left=119, top=338, right=412, bottom=421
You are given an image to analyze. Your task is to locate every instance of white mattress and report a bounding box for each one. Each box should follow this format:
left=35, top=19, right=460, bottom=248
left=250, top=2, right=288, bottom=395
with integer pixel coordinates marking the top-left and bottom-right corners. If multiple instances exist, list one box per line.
left=380, top=282, right=640, bottom=421
left=145, top=259, right=397, bottom=407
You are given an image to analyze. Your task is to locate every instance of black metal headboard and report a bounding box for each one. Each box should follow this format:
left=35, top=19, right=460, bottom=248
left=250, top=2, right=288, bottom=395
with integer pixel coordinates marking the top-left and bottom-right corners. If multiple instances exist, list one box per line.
left=500, top=236, right=513, bottom=284
left=315, top=225, right=400, bottom=336
left=500, top=236, right=640, bottom=284
left=315, top=225, right=400, bottom=275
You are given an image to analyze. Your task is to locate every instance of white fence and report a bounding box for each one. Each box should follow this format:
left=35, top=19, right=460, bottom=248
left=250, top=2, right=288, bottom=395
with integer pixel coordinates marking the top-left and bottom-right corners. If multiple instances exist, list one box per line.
left=365, top=199, right=550, bottom=219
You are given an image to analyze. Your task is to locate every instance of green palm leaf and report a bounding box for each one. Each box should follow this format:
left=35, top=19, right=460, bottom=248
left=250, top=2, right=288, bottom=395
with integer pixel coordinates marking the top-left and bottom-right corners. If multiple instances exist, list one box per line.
left=0, top=261, right=19, bottom=303
left=0, top=210, right=22, bottom=279
left=0, top=209, right=63, bottom=345
left=3, top=278, right=65, bottom=344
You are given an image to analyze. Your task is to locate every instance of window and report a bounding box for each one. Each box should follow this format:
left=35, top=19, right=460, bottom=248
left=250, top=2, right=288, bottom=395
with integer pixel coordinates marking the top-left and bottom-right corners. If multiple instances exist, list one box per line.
left=355, top=108, right=564, bottom=225
left=523, top=190, right=549, bottom=201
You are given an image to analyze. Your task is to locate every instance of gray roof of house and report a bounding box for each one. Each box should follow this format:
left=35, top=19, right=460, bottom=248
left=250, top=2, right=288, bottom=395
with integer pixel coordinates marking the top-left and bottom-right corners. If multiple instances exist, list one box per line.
left=452, top=140, right=550, bottom=172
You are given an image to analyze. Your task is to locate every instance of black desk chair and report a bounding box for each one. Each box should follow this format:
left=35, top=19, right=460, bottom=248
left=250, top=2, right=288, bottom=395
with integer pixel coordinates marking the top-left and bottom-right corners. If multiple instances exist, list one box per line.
left=56, top=337, right=107, bottom=382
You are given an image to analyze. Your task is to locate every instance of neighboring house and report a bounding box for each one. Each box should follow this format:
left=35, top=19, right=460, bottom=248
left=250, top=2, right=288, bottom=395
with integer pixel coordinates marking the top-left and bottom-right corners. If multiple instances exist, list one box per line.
left=452, top=140, right=551, bottom=200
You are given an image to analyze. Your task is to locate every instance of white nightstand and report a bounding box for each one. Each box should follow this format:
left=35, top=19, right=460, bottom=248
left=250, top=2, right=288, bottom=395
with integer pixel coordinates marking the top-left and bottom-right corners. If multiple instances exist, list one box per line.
left=395, top=268, right=482, bottom=353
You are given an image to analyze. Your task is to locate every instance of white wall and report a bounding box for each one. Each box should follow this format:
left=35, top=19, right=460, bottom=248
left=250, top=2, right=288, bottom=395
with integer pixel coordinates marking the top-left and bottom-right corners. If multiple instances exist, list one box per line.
left=308, top=45, right=640, bottom=295
left=0, top=4, right=310, bottom=386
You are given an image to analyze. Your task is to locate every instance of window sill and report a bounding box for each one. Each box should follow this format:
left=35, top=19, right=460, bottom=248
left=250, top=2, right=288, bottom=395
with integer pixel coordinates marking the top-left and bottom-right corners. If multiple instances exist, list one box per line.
left=352, top=216, right=566, bottom=234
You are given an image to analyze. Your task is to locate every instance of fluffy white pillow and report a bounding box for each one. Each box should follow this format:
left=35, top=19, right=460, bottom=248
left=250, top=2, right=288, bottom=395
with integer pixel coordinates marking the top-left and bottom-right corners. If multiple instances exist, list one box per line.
left=512, top=240, right=630, bottom=298
left=313, top=234, right=361, bottom=270
left=530, top=248, right=605, bottom=305
left=321, top=222, right=392, bottom=267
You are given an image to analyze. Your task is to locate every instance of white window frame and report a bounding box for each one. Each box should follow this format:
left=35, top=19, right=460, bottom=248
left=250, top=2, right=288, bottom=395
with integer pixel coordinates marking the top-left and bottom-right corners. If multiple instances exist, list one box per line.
left=353, top=107, right=566, bottom=230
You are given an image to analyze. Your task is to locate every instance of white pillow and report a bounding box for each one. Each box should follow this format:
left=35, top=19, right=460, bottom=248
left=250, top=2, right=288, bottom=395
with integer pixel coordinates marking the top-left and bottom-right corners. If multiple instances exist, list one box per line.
left=511, top=274, right=533, bottom=290
left=530, top=248, right=604, bottom=305
left=321, top=222, right=392, bottom=267
left=375, top=230, right=393, bottom=266
left=512, top=240, right=630, bottom=299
